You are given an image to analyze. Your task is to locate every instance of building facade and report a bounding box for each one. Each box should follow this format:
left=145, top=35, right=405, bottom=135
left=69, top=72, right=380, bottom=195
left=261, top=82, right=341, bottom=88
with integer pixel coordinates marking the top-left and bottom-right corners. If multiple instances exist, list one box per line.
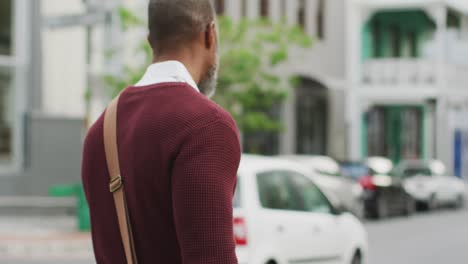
left=1, top=0, right=467, bottom=196
left=0, top=0, right=349, bottom=196
left=0, top=0, right=118, bottom=195
left=212, top=0, right=349, bottom=159
left=347, top=0, right=468, bottom=176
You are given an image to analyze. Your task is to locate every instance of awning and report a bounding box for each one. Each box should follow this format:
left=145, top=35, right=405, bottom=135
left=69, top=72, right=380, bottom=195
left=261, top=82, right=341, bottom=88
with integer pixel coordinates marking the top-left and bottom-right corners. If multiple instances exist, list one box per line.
left=354, top=0, right=468, bottom=15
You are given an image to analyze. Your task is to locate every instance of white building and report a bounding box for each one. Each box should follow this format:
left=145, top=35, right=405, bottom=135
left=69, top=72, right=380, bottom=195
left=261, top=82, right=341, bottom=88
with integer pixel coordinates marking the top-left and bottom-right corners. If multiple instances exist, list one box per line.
left=87, top=0, right=351, bottom=159
left=346, top=0, right=468, bottom=176
left=206, top=0, right=349, bottom=158
left=1, top=0, right=467, bottom=196
left=106, top=0, right=468, bottom=176
left=93, top=0, right=350, bottom=159
left=0, top=0, right=118, bottom=195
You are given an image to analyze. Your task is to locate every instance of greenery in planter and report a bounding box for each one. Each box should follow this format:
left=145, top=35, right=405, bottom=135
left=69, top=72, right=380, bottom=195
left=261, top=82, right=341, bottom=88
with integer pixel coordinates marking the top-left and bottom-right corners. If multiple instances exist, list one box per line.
left=102, top=8, right=312, bottom=154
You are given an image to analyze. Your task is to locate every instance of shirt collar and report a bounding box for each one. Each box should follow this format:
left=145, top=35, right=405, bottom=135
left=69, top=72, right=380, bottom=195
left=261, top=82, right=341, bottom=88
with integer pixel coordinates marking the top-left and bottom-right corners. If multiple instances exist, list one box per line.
left=134, top=60, right=200, bottom=92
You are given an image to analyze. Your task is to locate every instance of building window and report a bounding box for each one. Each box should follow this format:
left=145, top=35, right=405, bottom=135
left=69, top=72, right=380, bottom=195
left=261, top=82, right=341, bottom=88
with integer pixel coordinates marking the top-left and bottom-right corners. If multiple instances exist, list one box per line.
left=317, top=0, right=325, bottom=39
left=372, top=19, right=383, bottom=58
left=409, top=31, right=418, bottom=58
left=0, top=68, right=13, bottom=165
left=401, top=108, right=422, bottom=160
left=295, top=79, right=328, bottom=155
left=389, top=25, right=401, bottom=57
left=366, top=108, right=386, bottom=157
left=367, top=106, right=423, bottom=163
left=241, top=0, right=247, bottom=17
left=0, top=0, right=14, bottom=166
left=298, top=0, right=306, bottom=30
left=260, top=0, right=269, bottom=18
left=0, top=0, right=12, bottom=55
left=447, top=10, right=461, bottom=29
left=372, top=20, right=382, bottom=57
left=214, top=0, right=225, bottom=15
left=0, top=0, right=27, bottom=171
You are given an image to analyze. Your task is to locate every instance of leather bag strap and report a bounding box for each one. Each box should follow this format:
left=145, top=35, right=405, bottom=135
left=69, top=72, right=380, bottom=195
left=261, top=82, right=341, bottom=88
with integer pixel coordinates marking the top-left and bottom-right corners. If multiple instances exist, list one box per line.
left=103, top=94, right=138, bottom=264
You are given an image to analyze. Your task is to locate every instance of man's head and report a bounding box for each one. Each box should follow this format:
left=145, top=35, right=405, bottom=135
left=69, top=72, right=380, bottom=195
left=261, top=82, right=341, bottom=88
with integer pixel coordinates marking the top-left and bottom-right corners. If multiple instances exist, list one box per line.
left=148, top=0, right=219, bottom=97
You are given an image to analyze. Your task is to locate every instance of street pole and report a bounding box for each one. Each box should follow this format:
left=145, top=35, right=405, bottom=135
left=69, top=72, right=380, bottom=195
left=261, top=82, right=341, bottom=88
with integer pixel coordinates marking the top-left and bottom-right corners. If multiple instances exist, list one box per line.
left=84, top=0, right=93, bottom=130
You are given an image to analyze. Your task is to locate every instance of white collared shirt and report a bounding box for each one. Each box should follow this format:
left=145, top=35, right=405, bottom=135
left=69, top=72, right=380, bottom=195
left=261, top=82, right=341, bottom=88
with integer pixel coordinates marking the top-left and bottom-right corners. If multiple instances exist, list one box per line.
left=134, top=60, right=200, bottom=93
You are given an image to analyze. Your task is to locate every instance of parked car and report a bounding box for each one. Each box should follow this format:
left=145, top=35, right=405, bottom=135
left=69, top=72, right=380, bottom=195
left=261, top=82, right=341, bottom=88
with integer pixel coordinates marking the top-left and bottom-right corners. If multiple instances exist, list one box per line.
left=235, top=155, right=368, bottom=264
left=394, top=160, right=466, bottom=210
left=340, top=157, right=414, bottom=219
left=282, top=155, right=364, bottom=218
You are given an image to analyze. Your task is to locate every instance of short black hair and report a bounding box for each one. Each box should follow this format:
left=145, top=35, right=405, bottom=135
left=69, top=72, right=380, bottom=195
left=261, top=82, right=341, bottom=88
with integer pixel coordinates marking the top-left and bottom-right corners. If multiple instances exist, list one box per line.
left=148, top=0, right=215, bottom=53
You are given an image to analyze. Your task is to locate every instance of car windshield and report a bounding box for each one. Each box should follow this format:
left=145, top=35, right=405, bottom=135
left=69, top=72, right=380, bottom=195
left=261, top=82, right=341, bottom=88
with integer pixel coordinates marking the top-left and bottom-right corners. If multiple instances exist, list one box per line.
left=402, top=167, right=432, bottom=178
left=340, top=163, right=370, bottom=180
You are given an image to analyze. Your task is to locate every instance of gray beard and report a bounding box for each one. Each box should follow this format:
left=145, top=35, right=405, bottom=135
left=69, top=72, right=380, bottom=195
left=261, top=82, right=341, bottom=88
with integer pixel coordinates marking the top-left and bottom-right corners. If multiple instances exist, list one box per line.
left=198, top=64, right=218, bottom=98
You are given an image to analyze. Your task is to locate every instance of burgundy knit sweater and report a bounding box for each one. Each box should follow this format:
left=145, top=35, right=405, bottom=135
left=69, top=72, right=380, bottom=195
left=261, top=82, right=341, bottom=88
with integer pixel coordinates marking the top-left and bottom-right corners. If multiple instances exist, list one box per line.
left=82, top=83, right=241, bottom=264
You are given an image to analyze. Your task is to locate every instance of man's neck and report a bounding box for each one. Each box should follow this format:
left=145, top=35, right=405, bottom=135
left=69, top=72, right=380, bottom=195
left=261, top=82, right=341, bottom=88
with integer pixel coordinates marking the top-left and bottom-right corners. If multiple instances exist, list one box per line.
left=153, top=54, right=202, bottom=85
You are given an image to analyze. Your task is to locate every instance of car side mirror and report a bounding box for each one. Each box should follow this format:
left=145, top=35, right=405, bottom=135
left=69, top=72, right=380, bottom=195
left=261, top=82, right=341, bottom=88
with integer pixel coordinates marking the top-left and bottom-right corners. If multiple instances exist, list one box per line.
left=331, top=202, right=347, bottom=215
left=321, top=189, right=347, bottom=215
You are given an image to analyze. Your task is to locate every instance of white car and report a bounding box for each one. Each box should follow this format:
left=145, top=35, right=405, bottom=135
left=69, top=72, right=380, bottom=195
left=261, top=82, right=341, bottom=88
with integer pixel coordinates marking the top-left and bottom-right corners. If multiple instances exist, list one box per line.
left=234, top=155, right=368, bottom=264
left=282, top=155, right=364, bottom=218
left=396, top=160, right=466, bottom=210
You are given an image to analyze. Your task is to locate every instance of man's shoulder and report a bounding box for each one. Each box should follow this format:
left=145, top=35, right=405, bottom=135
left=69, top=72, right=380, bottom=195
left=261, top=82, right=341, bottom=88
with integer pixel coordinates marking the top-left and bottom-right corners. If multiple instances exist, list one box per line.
left=160, top=84, right=238, bottom=132
left=120, top=83, right=238, bottom=138
left=83, top=112, right=105, bottom=147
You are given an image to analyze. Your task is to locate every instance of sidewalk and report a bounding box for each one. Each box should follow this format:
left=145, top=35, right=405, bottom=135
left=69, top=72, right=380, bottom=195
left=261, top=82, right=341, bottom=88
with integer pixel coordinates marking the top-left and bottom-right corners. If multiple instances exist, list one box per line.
left=0, top=215, right=94, bottom=262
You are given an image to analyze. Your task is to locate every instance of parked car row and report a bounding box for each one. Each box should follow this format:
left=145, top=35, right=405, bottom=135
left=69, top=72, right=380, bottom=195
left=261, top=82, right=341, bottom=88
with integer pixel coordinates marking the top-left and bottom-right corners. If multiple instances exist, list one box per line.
left=340, top=156, right=466, bottom=219
left=234, top=155, right=368, bottom=264
left=340, top=159, right=414, bottom=219
left=232, top=154, right=466, bottom=264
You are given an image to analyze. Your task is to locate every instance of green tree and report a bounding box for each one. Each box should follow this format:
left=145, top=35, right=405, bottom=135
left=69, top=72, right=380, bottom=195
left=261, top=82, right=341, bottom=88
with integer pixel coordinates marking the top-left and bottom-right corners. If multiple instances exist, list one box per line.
left=215, top=17, right=311, bottom=153
left=102, top=10, right=312, bottom=154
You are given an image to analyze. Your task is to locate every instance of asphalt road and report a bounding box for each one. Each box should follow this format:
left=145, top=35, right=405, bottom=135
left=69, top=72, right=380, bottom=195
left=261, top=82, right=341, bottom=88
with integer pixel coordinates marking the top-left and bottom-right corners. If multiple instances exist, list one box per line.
left=3, top=207, right=468, bottom=264
left=366, top=206, right=468, bottom=264
left=4, top=260, right=92, bottom=264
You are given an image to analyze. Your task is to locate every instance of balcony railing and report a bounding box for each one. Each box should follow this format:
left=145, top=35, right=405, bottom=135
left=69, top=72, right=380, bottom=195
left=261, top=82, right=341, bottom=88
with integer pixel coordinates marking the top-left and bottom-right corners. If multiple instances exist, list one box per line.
left=362, top=59, right=438, bottom=86
left=362, top=59, right=468, bottom=89
left=446, top=63, right=468, bottom=88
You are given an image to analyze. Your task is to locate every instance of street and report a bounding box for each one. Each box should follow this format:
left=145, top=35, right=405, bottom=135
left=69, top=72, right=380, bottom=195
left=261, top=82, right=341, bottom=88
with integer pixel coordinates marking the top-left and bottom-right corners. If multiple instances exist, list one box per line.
left=1, top=207, right=466, bottom=264
left=366, top=207, right=468, bottom=264
left=4, top=260, right=91, bottom=264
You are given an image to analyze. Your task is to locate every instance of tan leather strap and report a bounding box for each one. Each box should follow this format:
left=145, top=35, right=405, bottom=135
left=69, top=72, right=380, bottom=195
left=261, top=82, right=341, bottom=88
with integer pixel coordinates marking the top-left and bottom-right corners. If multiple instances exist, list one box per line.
left=103, top=94, right=138, bottom=264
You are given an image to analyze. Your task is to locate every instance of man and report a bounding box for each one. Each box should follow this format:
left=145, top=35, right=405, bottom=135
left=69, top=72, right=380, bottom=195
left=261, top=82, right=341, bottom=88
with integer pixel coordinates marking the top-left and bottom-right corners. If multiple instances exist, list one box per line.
left=81, top=0, right=241, bottom=263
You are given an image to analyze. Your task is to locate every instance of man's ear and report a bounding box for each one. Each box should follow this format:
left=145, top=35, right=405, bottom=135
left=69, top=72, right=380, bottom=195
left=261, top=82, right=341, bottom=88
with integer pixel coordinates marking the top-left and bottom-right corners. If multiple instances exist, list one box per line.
left=205, top=22, right=216, bottom=50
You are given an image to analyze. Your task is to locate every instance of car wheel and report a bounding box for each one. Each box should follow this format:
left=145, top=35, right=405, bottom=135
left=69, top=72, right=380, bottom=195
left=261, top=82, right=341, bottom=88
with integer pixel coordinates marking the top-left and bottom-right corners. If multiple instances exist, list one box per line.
left=415, top=200, right=426, bottom=211
left=428, top=195, right=437, bottom=211
left=454, top=195, right=464, bottom=209
left=351, top=251, right=362, bottom=264
left=421, top=194, right=436, bottom=211
left=403, top=198, right=416, bottom=216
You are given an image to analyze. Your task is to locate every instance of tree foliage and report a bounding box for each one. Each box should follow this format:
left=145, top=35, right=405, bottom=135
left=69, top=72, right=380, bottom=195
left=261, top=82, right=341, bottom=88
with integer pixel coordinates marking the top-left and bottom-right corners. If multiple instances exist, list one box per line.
left=215, top=17, right=312, bottom=135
